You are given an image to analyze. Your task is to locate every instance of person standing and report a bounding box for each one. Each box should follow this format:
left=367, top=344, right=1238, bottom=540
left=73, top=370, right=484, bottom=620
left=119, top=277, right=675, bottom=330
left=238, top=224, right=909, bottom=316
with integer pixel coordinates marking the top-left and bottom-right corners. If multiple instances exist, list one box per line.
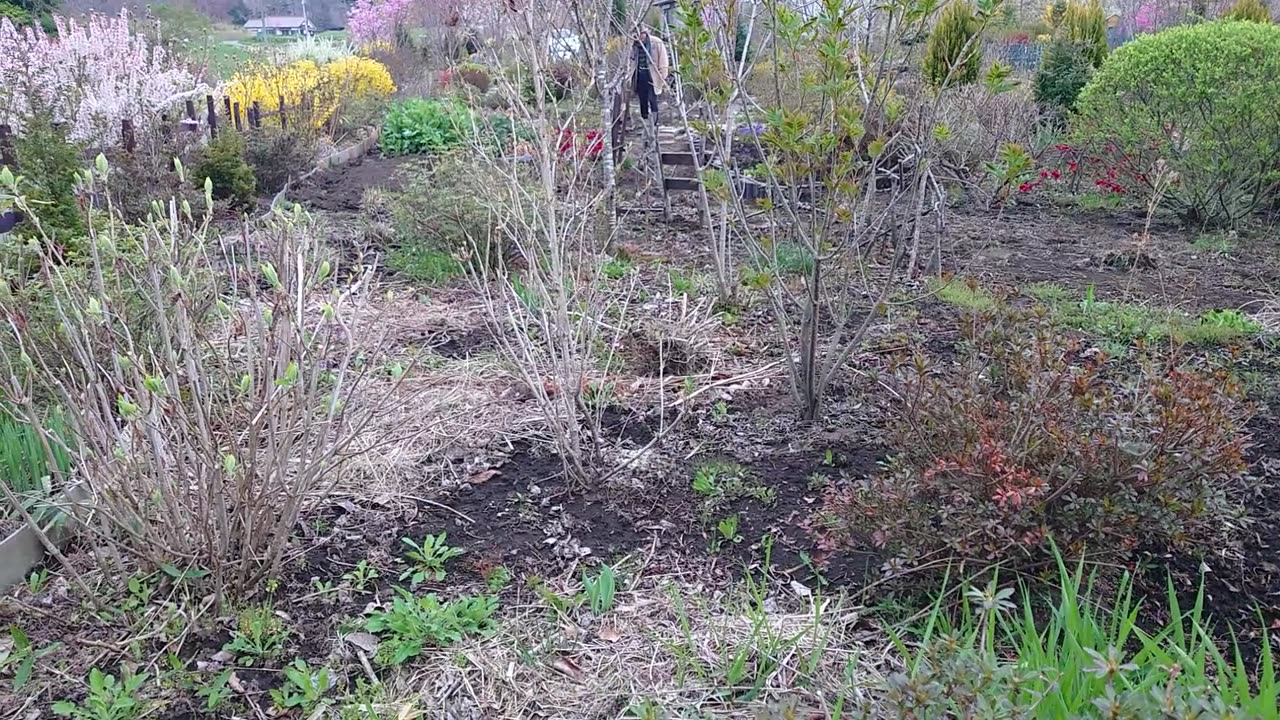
left=632, top=27, right=669, bottom=124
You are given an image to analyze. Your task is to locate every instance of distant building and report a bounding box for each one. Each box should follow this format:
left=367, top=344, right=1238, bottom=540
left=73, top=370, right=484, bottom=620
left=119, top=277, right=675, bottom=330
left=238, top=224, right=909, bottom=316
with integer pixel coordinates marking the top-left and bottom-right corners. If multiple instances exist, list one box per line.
left=243, top=16, right=315, bottom=37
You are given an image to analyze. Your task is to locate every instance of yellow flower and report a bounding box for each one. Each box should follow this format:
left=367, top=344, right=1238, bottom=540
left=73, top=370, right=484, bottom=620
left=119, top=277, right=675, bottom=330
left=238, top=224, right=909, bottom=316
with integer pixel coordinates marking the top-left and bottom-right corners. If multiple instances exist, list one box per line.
left=223, top=56, right=396, bottom=129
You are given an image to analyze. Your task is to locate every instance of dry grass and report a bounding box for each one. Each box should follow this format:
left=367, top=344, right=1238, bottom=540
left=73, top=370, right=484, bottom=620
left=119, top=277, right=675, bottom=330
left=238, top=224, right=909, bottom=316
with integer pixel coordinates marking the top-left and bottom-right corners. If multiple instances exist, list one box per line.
left=369, top=572, right=888, bottom=719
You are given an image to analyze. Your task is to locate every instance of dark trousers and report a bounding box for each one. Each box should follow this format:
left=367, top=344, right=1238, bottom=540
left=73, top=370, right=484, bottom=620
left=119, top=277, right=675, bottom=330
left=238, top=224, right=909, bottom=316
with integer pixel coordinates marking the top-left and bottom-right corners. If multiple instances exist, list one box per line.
left=635, top=70, right=658, bottom=121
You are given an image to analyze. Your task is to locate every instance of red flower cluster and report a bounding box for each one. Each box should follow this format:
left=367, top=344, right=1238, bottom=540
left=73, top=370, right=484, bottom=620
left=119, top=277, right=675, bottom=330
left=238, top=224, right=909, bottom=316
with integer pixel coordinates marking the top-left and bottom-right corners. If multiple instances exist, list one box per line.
left=557, top=128, right=605, bottom=159
left=1019, top=142, right=1137, bottom=195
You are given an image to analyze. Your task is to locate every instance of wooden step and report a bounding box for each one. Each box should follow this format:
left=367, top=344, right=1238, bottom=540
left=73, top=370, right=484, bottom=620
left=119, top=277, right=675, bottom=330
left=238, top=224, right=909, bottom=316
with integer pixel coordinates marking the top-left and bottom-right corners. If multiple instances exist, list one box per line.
left=659, top=151, right=712, bottom=167
left=663, top=177, right=701, bottom=192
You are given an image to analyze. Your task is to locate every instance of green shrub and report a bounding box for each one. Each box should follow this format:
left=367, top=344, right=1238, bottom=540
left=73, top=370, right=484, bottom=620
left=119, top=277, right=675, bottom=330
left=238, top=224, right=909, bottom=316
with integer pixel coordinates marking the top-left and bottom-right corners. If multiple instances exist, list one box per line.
left=386, top=154, right=525, bottom=281
left=816, top=310, right=1251, bottom=580
left=924, top=1, right=983, bottom=89
left=1061, top=0, right=1108, bottom=67
left=10, top=117, right=85, bottom=252
left=193, top=132, right=257, bottom=208
left=1225, top=0, right=1272, bottom=22
left=380, top=98, right=474, bottom=156
left=1074, top=20, right=1280, bottom=226
left=1034, top=38, right=1093, bottom=112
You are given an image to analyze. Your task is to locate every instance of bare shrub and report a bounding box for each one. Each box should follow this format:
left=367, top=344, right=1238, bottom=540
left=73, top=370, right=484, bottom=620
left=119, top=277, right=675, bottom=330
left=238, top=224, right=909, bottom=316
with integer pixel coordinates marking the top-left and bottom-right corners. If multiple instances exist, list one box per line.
left=931, top=83, right=1041, bottom=197
left=452, top=0, right=708, bottom=485
left=1, top=160, right=412, bottom=600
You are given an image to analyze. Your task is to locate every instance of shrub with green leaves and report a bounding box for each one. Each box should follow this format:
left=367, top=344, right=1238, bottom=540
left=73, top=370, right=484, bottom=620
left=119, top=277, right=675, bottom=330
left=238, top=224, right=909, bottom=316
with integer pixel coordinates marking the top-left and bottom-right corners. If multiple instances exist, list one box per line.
left=386, top=153, right=528, bottom=282
left=1033, top=38, right=1093, bottom=112
left=10, top=117, right=85, bottom=251
left=1074, top=20, right=1280, bottom=226
left=193, top=132, right=256, bottom=208
left=380, top=98, right=474, bottom=156
left=816, top=310, right=1252, bottom=580
left=924, top=1, right=983, bottom=89
left=1225, top=0, right=1272, bottom=22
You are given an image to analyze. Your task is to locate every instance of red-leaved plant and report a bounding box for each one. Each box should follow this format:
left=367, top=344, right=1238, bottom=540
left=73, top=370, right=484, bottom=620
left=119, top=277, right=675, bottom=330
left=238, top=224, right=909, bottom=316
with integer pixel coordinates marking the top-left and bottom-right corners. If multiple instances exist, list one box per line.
left=815, top=310, right=1253, bottom=580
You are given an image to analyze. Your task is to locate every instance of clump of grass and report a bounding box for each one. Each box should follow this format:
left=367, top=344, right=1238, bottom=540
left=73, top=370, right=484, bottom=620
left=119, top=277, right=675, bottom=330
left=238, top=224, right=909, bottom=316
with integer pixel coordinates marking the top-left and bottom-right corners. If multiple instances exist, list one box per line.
left=931, top=277, right=998, bottom=313
left=1190, top=232, right=1234, bottom=256
left=1034, top=286, right=1259, bottom=347
left=1023, top=281, right=1072, bottom=304
left=387, top=245, right=462, bottom=285
left=772, top=243, right=815, bottom=277
left=0, top=413, right=72, bottom=507
left=888, top=554, right=1277, bottom=718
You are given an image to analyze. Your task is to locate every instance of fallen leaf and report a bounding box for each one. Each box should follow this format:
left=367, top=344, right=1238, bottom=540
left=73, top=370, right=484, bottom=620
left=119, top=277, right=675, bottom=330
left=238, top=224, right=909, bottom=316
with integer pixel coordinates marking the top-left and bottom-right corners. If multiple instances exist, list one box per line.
left=548, top=655, right=585, bottom=682
left=790, top=580, right=812, bottom=599
left=598, top=625, right=621, bottom=643
left=228, top=672, right=247, bottom=694
left=211, top=650, right=234, bottom=664
left=468, top=469, right=499, bottom=486
left=344, top=632, right=379, bottom=654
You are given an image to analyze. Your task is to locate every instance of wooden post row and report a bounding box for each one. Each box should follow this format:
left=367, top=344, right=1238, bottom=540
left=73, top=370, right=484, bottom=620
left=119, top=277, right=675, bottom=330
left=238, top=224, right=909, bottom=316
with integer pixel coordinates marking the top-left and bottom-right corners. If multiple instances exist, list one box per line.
left=278, top=94, right=287, bottom=130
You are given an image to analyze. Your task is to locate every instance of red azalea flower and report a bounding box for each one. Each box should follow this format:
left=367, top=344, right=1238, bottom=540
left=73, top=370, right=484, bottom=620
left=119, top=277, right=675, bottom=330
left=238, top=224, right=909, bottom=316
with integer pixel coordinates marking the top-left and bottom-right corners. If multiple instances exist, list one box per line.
left=1056, top=143, right=1071, bottom=153
left=1019, top=182, right=1034, bottom=193
left=1039, top=169, right=1049, bottom=179
left=1068, top=161, right=1078, bottom=173
left=1050, top=169, right=1061, bottom=180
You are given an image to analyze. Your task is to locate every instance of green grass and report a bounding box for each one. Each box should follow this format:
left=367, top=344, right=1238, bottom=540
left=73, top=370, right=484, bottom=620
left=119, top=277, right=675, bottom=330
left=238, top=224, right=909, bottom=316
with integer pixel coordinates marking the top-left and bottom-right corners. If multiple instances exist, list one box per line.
left=1023, top=281, right=1072, bottom=304
left=893, top=555, right=1277, bottom=718
left=602, top=257, right=634, bottom=280
left=1191, top=232, right=1235, bottom=256
left=772, top=243, right=815, bottom=277
left=207, top=42, right=258, bottom=81
left=932, top=277, right=998, bottom=313
left=1, top=414, right=71, bottom=497
left=1027, top=285, right=1259, bottom=347
left=387, top=244, right=463, bottom=286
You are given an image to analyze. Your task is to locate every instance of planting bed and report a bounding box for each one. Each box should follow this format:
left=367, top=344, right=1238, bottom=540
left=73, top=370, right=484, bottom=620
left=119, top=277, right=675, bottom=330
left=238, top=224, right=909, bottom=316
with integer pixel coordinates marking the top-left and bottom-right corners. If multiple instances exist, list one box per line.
left=4, top=148, right=1280, bottom=718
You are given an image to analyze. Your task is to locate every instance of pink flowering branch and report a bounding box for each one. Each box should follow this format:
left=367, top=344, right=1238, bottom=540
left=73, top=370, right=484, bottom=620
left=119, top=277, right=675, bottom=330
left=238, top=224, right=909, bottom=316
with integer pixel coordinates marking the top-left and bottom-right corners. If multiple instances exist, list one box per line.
left=0, top=10, right=202, bottom=146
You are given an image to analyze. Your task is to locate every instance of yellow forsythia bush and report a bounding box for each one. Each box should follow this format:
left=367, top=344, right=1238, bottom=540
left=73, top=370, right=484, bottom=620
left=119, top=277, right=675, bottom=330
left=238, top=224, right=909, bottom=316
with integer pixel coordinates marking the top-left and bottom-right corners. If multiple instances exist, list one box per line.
left=223, top=56, right=395, bottom=128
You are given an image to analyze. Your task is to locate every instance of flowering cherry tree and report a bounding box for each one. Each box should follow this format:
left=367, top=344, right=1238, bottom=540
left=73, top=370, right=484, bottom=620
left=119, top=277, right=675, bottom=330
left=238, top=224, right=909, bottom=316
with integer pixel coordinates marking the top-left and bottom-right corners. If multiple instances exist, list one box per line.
left=0, top=10, right=201, bottom=146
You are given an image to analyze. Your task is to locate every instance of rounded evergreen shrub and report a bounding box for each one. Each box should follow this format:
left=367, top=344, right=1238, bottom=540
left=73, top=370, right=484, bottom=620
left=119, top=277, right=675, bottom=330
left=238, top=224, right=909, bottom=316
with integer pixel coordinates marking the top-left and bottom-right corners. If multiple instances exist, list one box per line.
left=1074, top=20, right=1280, bottom=226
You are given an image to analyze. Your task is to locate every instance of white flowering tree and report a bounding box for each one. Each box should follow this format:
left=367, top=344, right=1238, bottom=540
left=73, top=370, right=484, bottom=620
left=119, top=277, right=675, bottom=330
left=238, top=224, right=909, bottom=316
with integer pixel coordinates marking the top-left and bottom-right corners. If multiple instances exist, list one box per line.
left=0, top=11, right=202, bottom=147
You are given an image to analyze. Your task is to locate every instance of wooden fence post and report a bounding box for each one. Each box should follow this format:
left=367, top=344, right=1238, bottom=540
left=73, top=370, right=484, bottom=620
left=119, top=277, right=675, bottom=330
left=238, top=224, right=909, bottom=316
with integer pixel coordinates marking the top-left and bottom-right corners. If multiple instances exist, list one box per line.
left=206, top=95, right=218, bottom=139
left=183, top=99, right=198, bottom=134
left=251, top=101, right=261, bottom=129
left=160, top=113, right=172, bottom=143
left=232, top=102, right=243, bottom=132
left=278, top=95, right=287, bottom=130
left=121, top=119, right=136, bottom=153
left=0, top=124, right=15, bottom=169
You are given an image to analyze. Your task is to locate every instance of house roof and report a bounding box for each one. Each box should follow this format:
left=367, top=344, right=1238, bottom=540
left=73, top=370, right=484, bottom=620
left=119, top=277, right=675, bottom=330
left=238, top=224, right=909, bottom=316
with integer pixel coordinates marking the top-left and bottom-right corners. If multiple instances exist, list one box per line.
left=243, top=16, right=312, bottom=29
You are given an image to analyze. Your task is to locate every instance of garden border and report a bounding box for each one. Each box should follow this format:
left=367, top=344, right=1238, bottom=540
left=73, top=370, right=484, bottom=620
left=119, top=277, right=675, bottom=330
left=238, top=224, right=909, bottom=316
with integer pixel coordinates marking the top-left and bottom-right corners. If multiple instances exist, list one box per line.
left=0, top=484, right=85, bottom=592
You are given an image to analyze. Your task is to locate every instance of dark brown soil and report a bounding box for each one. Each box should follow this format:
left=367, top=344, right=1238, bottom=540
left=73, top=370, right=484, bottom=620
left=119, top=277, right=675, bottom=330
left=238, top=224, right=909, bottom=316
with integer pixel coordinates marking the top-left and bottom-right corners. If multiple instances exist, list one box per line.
left=286, top=152, right=414, bottom=213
